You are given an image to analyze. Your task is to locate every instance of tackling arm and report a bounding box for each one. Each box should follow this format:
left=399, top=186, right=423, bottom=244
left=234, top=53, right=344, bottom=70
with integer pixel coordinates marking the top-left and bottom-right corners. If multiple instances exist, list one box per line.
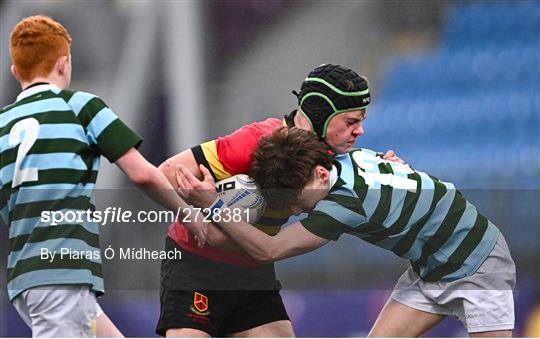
left=217, top=219, right=329, bottom=264
left=115, top=148, right=206, bottom=246
left=176, top=164, right=330, bottom=263
left=159, top=149, right=242, bottom=251
left=116, top=148, right=192, bottom=213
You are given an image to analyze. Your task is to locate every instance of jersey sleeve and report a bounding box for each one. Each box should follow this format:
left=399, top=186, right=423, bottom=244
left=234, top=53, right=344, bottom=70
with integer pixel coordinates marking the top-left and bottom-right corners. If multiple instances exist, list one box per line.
left=300, top=212, right=349, bottom=241
left=300, top=195, right=365, bottom=241
left=76, top=95, right=142, bottom=162
left=191, top=140, right=233, bottom=181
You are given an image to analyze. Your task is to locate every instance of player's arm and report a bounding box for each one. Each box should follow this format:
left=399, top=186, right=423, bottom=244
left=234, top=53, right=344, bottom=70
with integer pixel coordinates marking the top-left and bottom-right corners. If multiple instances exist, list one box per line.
left=115, top=148, right=206, bottom=245
left=176, top=164, right=329, bottom=262
left=158, top=149, right=241, bottom=250
left=116, top=148, right=191, bottom=212
left=158, top=149, right=202, bottom=189
left=158, top=149, right=226, bottom=215
left=217, top=219, right=328, bottom=263
left=204, top=225, right=243, bottom=251
left=74, top=96, right=205, bottom=243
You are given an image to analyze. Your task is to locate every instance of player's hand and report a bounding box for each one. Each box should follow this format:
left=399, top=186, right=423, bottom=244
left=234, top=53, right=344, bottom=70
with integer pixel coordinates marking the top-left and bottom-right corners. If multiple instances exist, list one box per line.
left=186, top=216, right=208, bottom=248
left=175, top=164, right=217, bottom=208
left=382, top=150, right=405, bottom=164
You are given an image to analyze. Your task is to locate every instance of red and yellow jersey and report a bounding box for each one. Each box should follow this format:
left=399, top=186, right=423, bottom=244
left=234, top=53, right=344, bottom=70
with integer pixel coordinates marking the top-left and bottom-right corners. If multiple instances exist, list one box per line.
left=168, top=117, right=292, bottom=267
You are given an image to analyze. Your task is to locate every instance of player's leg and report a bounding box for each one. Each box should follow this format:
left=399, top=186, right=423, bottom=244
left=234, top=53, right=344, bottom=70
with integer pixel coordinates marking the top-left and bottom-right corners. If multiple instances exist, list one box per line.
left=156, top=238, right=222, bottom=337
left=225, top=290, right=293, bottom=338
left=12, top=284, right=100, bottom=337
left=157, top=286, right=216, bottom=338
left=157, top=237, right=292, bottom=337
left=165, top=328, right=211, bottom=338
left=470, top=329, right=512, bottom=337
left=95, top=303, right=124, bottom=338
left=368, top=298, right=445, bottom=337
left=369, top=265, right=449, bottom=337
left=445, top=235, right=515, bottom=337
left=451, top=287, right=514, bottom=338
left=453, top=288, right=515, bottom=338
left=232, top=320, right=294, bottom=337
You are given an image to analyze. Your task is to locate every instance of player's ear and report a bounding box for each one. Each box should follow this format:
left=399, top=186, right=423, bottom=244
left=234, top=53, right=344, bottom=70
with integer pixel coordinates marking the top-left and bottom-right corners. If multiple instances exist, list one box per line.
left=314, top=165, right=330, bottom=184
left=57, top=56, right=69, bottom=75
left=10, top=65, right=22, bottom=83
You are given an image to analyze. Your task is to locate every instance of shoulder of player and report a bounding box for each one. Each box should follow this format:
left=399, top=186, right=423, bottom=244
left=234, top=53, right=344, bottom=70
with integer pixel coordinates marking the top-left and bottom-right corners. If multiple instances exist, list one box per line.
left=218, top=117, right=282, bottom=143
left=0, top=88, right=62, bottom=113
left=0, top=104, right=11, bottom=114
left=347, top=148, right=378, bottom=156
left=56, top=90, right=118, bottom=122
left=55, top=89, right=105, bottom=105
left=240, top=117, right=283, bottom=131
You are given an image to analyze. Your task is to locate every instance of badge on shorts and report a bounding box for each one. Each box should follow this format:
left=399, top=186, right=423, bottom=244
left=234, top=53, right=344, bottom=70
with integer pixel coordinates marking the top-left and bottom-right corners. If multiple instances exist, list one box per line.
left=190, top=292, right=210, bottom=316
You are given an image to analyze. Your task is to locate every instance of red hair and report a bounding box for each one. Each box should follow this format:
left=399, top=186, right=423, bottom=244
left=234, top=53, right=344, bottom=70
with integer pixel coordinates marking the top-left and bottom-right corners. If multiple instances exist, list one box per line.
left=9, top=15, right=72, bottom=82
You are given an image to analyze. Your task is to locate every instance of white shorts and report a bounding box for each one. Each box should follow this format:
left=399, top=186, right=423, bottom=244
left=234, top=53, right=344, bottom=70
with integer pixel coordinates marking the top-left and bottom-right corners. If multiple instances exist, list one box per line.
left=12, top=284, right=103, bottom=338
left=391, top=234, right=516, bottom=333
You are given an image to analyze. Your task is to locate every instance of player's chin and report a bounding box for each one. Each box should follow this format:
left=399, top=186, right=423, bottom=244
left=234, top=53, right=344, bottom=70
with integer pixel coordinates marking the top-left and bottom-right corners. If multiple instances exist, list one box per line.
left=336, top=144, right=353, bottom=154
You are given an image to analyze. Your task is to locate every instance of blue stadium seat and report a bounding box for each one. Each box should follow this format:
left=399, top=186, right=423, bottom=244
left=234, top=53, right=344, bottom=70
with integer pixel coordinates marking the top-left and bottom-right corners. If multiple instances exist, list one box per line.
left=374, top=0, right=538, bottom=190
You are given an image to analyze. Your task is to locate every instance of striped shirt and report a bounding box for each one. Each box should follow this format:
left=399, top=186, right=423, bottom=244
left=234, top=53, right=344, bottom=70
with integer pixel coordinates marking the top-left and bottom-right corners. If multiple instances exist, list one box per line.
left=301, top=148, right=500, bottom=282
left=0, top=84, right=142, bottom=301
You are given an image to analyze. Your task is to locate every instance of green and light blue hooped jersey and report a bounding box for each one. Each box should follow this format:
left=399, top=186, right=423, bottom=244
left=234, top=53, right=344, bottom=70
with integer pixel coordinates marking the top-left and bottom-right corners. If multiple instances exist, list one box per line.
left=301, top=148, right=500, bottom=282
left=0, top=84, right=141, bottom=301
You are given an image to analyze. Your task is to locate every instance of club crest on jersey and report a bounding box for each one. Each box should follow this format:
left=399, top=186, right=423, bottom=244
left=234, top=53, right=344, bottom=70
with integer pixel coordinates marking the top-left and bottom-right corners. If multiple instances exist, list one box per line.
left=190, top=292, right=210, bottom=316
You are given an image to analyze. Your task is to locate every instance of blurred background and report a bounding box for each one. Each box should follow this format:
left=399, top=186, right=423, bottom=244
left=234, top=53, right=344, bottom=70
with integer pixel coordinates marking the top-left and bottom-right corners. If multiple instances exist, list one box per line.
left=1, top=0, right=539, bottom=337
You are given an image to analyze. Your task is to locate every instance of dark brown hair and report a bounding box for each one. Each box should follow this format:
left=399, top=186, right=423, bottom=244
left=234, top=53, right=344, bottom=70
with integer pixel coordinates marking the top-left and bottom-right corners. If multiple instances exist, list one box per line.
left=249, top=127, right=333, bottom=209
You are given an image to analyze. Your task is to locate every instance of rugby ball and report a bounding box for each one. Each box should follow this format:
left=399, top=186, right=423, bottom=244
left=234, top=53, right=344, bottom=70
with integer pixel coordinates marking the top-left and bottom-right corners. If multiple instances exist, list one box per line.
left=214, top=174, right=266, bottom=224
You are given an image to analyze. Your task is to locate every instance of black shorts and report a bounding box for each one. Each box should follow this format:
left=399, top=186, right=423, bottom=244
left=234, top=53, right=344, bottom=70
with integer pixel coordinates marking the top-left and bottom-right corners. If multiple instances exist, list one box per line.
left=156, top=237, right=289, bottom=337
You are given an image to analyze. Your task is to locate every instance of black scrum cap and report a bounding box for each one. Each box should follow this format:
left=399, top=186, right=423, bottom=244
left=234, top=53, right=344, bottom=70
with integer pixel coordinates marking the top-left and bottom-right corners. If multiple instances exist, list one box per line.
left=294, top=64, right=370, bottom=138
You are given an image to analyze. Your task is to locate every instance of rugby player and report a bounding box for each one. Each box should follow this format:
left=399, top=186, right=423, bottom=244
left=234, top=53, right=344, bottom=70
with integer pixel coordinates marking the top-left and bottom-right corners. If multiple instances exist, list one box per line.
left=176, top=127, right=516, bottom=337
left=157, top=64, right=402, bottom=337
left=1, top=15, right=205, bottom=337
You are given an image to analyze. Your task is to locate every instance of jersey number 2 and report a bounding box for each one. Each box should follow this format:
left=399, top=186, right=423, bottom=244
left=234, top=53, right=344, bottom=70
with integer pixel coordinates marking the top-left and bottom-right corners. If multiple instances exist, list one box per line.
left=9, top=117, right=40, bottom=188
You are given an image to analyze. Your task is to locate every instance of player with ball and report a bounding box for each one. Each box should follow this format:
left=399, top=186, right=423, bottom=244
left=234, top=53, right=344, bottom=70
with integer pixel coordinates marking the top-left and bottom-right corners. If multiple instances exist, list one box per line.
left=177, top=127, right=516, bottom=338
left=156, top=64, right=403, bottom=337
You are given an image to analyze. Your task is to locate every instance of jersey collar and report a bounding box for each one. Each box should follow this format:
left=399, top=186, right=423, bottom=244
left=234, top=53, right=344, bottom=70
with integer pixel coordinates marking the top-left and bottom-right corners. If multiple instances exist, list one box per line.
left=329, top=160, right=346, bottom=190
left=17, top=83, right=59, bottom=102
left=329, top=165, right=339, bottom=188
